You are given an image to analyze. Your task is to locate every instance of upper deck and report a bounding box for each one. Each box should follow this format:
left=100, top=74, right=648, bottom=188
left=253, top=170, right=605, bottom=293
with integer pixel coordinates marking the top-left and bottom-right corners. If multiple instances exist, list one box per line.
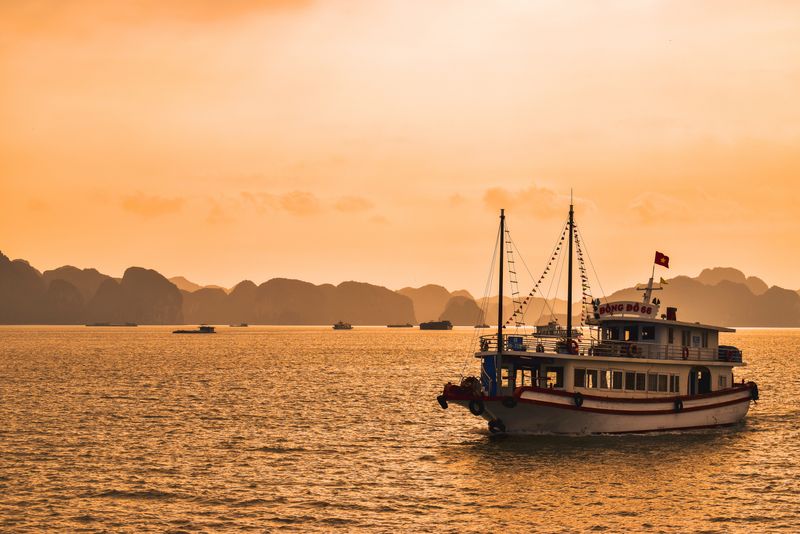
left=478, top=321, right=743, bottom=364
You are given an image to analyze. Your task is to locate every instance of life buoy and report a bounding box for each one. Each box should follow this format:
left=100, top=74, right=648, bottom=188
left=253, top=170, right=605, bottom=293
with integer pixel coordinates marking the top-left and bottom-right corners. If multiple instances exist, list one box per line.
left=437, top=395, right=448, bottom=410
left=569, top=339, right=579, bottom=355
left=682, top=346, right=689, bottom=360
left=674, top=399, right=683, bottom=412
left=468, top=399, right=485, bottom=416
left=488, top=419, right=506, bottom=433
left=501, top=396, right=517, bottom=409
left=536, top=343, right=545, bottom=353
left=573, top=392, right=584, bottom=408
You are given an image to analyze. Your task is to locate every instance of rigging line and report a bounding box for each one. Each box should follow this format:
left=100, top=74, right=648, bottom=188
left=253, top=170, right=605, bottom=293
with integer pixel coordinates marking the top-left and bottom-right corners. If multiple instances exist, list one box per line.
left=550, top=234, right=569, bottom=323
left=535, top=220, right=570, bottom=326
left=508, top=218, right=568, bottom=327
left=460, top=222, right=501, bottom=380
left=537, top=228, right=565, bottom=326
left=576, top=225, right=608, bottom=303
left=504, top=224, right=526, bottom=331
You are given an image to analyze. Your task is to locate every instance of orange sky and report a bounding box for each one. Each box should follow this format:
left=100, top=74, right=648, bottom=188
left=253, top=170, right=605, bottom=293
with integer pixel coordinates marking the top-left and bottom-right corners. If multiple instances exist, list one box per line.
left=1, top=1, right=799, bottom=296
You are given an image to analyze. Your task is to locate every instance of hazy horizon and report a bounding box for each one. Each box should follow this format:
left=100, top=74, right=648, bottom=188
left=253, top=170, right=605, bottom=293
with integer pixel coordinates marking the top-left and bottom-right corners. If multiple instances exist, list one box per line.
left=2, top=1, right=799, bottom=298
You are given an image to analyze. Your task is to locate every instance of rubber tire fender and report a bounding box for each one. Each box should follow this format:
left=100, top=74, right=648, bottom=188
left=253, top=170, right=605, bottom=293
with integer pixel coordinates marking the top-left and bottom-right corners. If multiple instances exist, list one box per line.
left=501, top=396, right=517, bottom=409
left=749, top=382, right=759, bottom=401
left=469, top=399, right=485, bottom=416
left=488, top=419, right=506, bottom=434
left=674, top=399, right=684, bottom=412
left=573, top=392, right=584, bottom=408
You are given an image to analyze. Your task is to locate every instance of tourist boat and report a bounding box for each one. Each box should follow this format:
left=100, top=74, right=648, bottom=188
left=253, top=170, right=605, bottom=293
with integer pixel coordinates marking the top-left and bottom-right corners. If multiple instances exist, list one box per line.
left=420, top=320, right=453, bottom=330
left=436, top=203, right=759, bottom=434
left=173, top=325, right=215, bottom=334
left=474, top=323, right=490, bottom=329
left=333, top=321, right=353, bottom=330
left=387, top=323, right=414, bottom=328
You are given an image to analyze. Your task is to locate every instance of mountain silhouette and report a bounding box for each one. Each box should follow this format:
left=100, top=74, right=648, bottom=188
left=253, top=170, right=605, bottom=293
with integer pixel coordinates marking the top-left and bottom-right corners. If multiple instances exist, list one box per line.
left=1, top=251, right=798, bottom=326
left=86, top=267, right=183, bottom=324
left=604, top=269, right=800, bottom=326
left=397, top=284, right=451, bottom=323
left=439, top=296, right=483, bottom=326
left=43, top=266, right=111, bottom=302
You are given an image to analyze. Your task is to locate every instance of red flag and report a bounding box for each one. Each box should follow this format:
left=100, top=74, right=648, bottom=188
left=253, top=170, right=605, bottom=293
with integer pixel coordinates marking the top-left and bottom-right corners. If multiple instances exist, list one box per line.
left=654, top=251, right=670, bottom=268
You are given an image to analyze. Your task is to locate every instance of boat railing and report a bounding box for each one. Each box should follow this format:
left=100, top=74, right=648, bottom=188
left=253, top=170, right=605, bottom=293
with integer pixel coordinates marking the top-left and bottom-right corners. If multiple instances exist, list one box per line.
left=478, top=334, right=742, bottom=362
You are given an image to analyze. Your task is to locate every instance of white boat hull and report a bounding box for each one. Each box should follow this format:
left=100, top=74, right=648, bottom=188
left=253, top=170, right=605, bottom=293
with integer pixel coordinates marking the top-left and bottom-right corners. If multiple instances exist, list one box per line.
left=449, top=386, right=754, bottom=435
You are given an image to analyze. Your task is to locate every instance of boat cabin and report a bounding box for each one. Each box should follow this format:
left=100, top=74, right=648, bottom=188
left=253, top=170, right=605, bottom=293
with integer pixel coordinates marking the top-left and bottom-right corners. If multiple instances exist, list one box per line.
left=478, top=304, right=743, bottom=401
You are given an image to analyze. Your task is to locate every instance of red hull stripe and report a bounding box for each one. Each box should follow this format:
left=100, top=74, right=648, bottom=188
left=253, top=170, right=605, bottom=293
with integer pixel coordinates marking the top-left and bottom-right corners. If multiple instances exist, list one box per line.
left=514, top=394, right=750, bottom=416
left=513, top=384, right=752, bottom=404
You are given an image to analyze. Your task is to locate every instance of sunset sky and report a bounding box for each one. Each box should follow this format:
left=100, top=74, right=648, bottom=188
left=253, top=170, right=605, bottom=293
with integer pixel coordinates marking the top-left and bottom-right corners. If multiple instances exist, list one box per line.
left=1, top=1, right=799, bottom=297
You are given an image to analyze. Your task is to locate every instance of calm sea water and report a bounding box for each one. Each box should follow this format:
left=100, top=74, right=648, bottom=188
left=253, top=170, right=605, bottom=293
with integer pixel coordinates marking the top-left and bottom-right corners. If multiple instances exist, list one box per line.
left=0, top=326, right=798, bottom=532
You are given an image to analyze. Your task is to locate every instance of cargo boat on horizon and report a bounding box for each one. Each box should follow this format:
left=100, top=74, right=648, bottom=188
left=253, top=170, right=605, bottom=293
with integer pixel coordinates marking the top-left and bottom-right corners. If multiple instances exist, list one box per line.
left=437, top=202, right=759, bottom=435
left=420, top=320, right=453, bottom=330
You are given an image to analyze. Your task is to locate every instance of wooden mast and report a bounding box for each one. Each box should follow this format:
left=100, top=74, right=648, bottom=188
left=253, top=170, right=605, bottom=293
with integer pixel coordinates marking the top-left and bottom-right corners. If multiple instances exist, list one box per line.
left=566, top=196, right=574, bottom=341
left=497, top=209, right=504, bottom=354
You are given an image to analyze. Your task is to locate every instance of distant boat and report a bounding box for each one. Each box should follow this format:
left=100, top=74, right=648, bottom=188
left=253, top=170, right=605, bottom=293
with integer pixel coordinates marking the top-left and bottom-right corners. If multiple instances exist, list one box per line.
left=387, top=323, right=413, bottom=328
left=333, top=321, right=353, bottom=330
left=474, top=323, right=490, bottom=329
left=173, top=325, right=216, bottom=334
left=229, top=323, right=249, bottom=327
left=86, top=322, right=137, bottom=327
left=419, top=320, right=453, bottom=330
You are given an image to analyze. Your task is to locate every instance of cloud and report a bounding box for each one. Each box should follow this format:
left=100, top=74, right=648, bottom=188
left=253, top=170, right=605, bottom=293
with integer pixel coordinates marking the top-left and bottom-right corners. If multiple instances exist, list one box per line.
left=206, top=199, right=235, bottom=224
left=628, top=192, right=690, bottom=224
left=0, top=1, right=313, bottom=38
left=121, top=193, right=184, bottom=217
left=334, top=196, right=373, bottom=213
left=449, top=194, right=465, bottom=206
left=278, top=191, right=321, bottom=216
left=241, top=191, right=322, bottom=216
left=483, top=184, right=588, bottom=219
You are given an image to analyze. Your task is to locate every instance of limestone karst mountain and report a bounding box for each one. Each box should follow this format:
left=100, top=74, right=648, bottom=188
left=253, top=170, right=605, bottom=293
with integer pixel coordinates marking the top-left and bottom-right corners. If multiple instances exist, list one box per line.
left=0, top=250, right=798, bottom=326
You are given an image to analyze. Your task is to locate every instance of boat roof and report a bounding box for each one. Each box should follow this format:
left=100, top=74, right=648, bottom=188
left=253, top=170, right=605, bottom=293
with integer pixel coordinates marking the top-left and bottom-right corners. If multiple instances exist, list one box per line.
left=594, top=315, right=735, bottom=333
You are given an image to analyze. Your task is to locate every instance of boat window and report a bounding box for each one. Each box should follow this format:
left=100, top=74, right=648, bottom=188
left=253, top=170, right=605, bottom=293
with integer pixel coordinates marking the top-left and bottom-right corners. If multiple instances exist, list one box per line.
left=635, top=373, right=646, bottom=391
left=624, top=326, right=638, bottom=341
left=604, top=327, right=620, bottom=341
left=600, top=370, right=610, bottom=389
left=670, top=375, right=680, bottom=393
left=546, top=366, right=564, bottom=388
left=574, top=368, right=586, bottom=388
left=516, top=368, right=534, bottom=387
left=641, top=326, right=655, bottom=341
left=681, top=330, right=690, bottom=346
left=658, top=374, right=668, bottom=392
left=668, top=327, right=674, bottom=344
left=586, top=369, right=598, bottom=389
left=625, top=371, right=636, bottom=390
left=612, top=370, right=623, bottom=390
left=702, top=331, right=709, bottom=348
left=501, top=367, right=512, bottom=388
left=718, top=375, right=727, bottom=389
left=647, top=373, right=659, bottom=392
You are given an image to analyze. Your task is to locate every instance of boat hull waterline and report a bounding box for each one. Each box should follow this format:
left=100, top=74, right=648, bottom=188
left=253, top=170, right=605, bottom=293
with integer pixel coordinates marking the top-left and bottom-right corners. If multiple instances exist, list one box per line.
left=442, top=384, right=756, bottom=435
